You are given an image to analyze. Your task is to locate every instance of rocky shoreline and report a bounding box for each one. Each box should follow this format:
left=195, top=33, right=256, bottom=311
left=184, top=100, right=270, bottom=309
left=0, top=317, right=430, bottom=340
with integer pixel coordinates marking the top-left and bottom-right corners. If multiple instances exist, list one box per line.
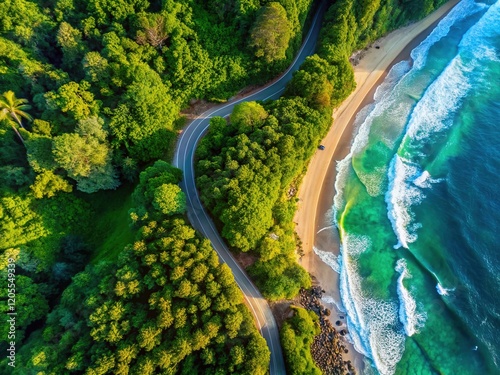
left=298, top=287, right=356, bottom=375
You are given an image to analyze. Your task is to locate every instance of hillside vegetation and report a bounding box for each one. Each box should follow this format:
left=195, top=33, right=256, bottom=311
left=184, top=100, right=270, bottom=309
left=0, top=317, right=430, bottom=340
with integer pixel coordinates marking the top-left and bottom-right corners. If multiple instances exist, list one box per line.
left=6, top=162, right=270, bottom=374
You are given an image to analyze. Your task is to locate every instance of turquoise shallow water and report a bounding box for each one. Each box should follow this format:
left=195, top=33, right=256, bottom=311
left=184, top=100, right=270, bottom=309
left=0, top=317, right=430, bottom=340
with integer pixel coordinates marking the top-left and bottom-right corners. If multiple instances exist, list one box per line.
left=330, top=1, right=500, bottom=373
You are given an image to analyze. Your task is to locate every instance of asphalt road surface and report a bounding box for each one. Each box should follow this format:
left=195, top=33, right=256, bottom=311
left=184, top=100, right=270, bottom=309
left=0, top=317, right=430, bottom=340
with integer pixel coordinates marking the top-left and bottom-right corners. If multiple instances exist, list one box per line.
left=173, top=2, right=327, bottom=373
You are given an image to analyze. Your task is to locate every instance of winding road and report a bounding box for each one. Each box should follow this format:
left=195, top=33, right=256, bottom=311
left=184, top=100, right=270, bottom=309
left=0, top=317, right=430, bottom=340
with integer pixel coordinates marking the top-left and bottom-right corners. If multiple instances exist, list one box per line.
left=173, top=2, right=328, bottom=373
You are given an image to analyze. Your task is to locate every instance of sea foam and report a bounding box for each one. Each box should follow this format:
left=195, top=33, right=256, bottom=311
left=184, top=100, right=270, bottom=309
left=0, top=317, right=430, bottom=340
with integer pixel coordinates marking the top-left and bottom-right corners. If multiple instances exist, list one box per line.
left=339, top=248, right=405, bottom=375
left=384, top=2, right=497, bottom=250
left=402, top=56, right=472, bottom=145
left=395, top=259, right=427, bottom=336
left=385, top=155, right=424, bottom=249
left=436, top=283, right=455, bottom=296
left=411, top=0, right=487, bottom=70
left=321, top=295, right=346, bottom=313
left=313, top=246, right=341, bottom=274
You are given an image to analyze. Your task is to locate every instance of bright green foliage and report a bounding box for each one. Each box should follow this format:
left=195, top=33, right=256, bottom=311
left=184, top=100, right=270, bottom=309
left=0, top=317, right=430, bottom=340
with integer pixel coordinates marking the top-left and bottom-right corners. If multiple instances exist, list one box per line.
left=109, top=63, right=178, bottom=161
left=280, top=306, right=321, bottom=375
left=0, top=192, right=90, bottom=270
left=196, top=97, right=328, bottom=298
left=31, top=119, right=52, bottom=136
left=130, top=160, right=183, bottom=219
left=249, top=255, right=311, bottom=299
left=0, top=194, right=50, bottom=252
left=250, top=2, right=292, bottom=63
left=83, top=51, right=109, bottom=84
left=153, top=184, right=186, bottom=216
left=53, top=133, right=107, bottom=177
left=56, top=22, right=86, bottom=70
left=52, top=117, right=120, bottom=193
left=31, top=170, right=72, bottom=199
left=44, top=81, right=98, bottom=124
left=135, top=13, right=173, bottom=48
left=13, top=212, right=270, bottom=374
left=86, top=0, right=150, bottom=26
left=230, top=101, right=268, bottom=132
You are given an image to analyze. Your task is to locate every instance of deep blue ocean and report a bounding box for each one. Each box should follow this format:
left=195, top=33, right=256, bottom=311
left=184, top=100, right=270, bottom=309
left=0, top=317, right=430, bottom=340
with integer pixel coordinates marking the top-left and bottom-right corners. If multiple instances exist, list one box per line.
left=325, top=0, right=500, bottom=373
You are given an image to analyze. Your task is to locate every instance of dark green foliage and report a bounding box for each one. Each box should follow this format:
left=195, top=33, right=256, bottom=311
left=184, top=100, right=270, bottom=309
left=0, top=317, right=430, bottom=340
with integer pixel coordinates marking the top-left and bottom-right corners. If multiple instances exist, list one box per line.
left=1, top=0, right=316, bottom=166
left=0, top=190, right=92, bottom=344
left=0, top=275, right=49, bottom=344
left=280, top=306, right=322, bottom=375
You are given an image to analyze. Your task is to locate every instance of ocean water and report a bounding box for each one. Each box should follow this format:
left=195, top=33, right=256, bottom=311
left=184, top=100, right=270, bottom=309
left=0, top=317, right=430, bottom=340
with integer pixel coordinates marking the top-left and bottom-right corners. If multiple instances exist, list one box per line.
left=330, top=0, right=500, bottom=373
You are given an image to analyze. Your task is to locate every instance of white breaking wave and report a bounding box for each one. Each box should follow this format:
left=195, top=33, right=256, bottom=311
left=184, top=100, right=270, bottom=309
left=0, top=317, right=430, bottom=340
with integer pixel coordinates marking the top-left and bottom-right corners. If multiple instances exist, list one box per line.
left=385, top=3, right=497, bottom=250
left=331, top=3, right=497, bottom=375
left=413, top=170, right=444, bottom=189
left=334, top=56, right=413, bottom=202
left=374, top=60, right=412, bottom=102
left=411, top=0, right=487, bottom=69
left=385, top=156, right=424, bottom=249
left=436, top=283, right=455, bottom=296
left=313, top=246, right=341, bottom=274
left=339, top=249, right=406, bottom=375
left=395, top=259, right=427, bottom=336
left=403, top=57, right=472, bottom=145
left=459, top=0, right=500, bottom=56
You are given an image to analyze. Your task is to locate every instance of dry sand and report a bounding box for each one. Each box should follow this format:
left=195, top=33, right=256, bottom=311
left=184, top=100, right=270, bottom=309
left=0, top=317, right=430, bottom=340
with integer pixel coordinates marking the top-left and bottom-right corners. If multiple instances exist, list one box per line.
left=294, top=0, right=461, bottom=371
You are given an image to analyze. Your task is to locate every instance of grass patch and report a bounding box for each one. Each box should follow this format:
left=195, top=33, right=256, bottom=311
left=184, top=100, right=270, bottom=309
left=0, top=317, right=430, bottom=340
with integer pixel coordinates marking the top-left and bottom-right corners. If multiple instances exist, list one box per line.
left=82, top=184, right=136, bottom=264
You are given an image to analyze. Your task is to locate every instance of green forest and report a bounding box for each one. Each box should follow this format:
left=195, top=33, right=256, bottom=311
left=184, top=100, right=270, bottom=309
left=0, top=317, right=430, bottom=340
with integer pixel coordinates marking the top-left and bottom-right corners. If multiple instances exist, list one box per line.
left=1, top=0, right=450, bottom=373
left=0, top=0, right=314, bottom=372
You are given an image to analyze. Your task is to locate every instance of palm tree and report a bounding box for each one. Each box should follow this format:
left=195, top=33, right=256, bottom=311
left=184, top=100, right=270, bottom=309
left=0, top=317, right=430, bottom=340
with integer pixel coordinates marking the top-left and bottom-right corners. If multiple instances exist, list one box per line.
left=0, top=109, right=25, bottom=145
left=0, top=91, right=33, bottom=144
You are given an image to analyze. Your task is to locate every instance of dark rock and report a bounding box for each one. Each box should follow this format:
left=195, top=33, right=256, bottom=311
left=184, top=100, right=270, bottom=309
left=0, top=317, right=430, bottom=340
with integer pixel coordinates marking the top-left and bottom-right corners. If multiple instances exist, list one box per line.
left=298, top=287, right=355, bottom=375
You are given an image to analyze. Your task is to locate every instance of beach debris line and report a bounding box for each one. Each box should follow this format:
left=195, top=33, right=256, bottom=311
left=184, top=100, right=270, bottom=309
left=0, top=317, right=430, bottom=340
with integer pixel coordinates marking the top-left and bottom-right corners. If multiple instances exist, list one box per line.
left=299, top=287, right=357, bottom=375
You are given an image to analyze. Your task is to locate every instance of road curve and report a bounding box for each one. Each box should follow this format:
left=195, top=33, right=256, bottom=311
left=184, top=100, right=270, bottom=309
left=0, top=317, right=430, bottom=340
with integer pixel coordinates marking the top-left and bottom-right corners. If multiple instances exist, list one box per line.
left=173, top=2, right=327, bottom=373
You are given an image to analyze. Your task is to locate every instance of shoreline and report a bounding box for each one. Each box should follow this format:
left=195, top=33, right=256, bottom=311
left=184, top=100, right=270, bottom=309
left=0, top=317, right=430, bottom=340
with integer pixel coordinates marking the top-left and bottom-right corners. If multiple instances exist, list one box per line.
left=294, top=0, right=460, bottom=371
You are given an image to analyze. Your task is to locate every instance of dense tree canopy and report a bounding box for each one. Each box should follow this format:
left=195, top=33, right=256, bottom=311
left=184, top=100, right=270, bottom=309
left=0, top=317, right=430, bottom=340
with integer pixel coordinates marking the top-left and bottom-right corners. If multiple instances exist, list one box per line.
left=8, top=166, right=270, bottom=374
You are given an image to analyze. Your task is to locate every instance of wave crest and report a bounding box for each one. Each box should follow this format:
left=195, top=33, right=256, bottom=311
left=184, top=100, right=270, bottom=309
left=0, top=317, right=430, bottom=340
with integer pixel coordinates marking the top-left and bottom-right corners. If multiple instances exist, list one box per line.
left=395, top=259, right=427, bottom=336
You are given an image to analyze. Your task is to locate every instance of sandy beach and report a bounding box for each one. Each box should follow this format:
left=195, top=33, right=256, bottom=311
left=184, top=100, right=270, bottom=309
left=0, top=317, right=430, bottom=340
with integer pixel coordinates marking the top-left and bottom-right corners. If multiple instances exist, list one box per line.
left=294, top=0, right=461, bottom=370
